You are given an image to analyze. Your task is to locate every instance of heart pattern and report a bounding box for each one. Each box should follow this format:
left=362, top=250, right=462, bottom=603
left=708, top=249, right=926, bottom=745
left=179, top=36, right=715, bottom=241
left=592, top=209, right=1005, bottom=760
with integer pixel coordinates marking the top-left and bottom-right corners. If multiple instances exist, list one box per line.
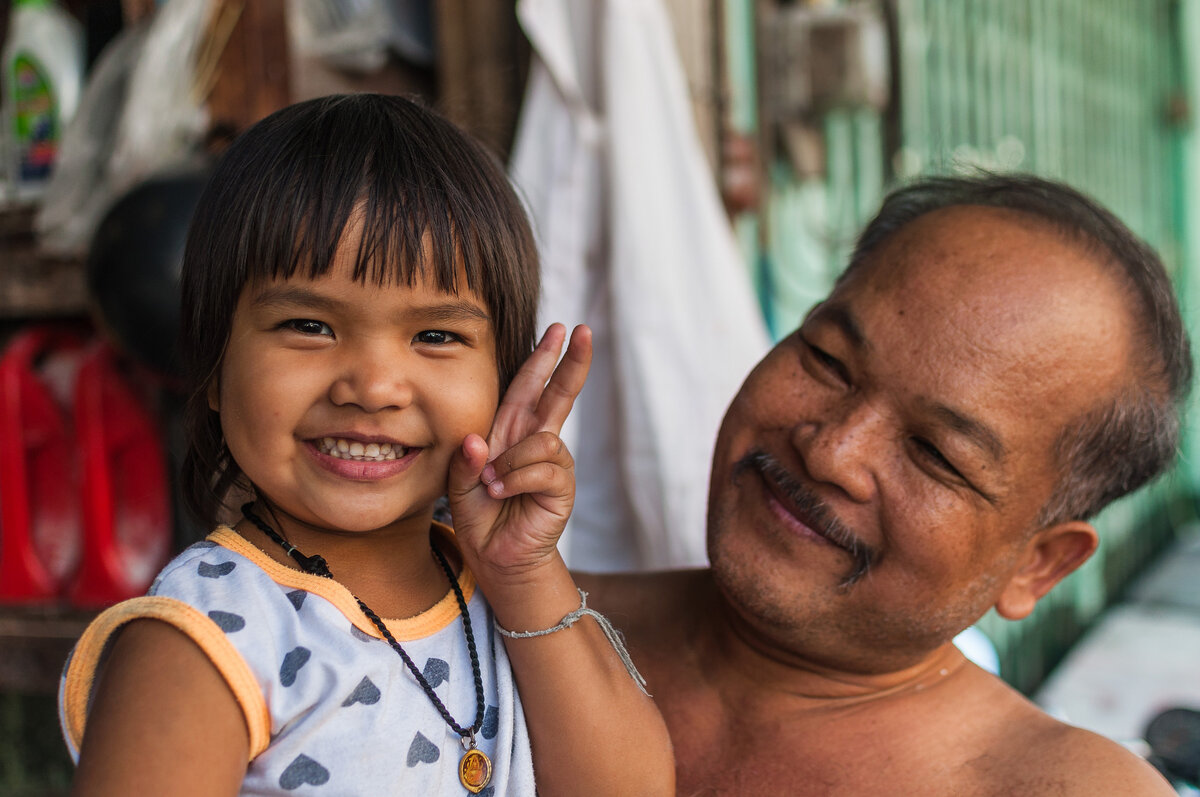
left=406, top=732, right=440, bottom=766
left=280, top=647, right=311, bottom=687
left=278, top=754, right=329, bottom=789
left=198, top=560, right=236, bottom=578
left=422, top=658, right=450, bottom=689
left=208, top=610, right=245, bottom=633
left=165, top=546, right=515, bottom=790
left=482, top=705, right=499, bottom=739
left=341, top=676, right=381, bottom=707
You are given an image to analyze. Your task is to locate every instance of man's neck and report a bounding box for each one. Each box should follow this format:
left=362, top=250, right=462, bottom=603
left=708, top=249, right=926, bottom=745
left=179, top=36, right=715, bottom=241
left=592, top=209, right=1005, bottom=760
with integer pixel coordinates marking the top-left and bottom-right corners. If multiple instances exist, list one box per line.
left=697, top=575, right=971, bottom=706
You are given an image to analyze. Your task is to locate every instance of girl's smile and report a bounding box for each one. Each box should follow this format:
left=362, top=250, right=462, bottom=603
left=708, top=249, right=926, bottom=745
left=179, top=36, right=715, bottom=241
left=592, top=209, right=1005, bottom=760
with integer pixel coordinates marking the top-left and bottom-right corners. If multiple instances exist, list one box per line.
left=309, top=435, right=423, bottom=480
left=316, top=436, right=411, bottom=462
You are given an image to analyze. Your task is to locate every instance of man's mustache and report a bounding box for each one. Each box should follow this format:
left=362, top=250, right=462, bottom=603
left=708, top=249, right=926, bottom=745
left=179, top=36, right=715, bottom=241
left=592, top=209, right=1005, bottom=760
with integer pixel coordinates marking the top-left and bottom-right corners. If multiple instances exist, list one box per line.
left=733, top=448, right=879, bottom=587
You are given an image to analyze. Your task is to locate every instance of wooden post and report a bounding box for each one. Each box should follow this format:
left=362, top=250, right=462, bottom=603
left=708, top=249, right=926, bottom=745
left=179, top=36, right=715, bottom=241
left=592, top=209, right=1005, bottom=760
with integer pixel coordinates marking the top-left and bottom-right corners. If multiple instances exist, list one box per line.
left=433, top=0, right=529, bottom=159
left=203, top=0, right=291, bottom=138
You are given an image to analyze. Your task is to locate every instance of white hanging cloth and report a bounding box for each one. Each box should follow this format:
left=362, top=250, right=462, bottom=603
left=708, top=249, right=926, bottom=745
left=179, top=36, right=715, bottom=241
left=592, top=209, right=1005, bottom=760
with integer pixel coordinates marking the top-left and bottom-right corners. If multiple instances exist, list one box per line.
left=509, top=0, right=771, bottom=571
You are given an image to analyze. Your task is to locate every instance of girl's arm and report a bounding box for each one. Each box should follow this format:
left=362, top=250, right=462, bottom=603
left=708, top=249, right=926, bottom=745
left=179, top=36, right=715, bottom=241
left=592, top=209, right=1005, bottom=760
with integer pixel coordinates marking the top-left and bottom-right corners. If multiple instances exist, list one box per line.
left=70, top=619, right=248, bottom=797
left=448, top=324, right=675, bottom=797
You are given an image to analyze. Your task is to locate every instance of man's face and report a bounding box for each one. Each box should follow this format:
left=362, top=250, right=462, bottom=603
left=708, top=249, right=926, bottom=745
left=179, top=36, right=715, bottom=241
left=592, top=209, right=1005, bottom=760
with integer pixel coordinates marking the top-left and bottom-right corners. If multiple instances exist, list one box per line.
left=707, top=205, right=1134, bottom=672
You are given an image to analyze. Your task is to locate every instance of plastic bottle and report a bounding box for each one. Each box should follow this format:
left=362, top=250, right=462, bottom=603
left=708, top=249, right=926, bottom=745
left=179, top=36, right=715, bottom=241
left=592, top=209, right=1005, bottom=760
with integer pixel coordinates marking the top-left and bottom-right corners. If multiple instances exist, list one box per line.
left=0, top=0, right=84, bottom=205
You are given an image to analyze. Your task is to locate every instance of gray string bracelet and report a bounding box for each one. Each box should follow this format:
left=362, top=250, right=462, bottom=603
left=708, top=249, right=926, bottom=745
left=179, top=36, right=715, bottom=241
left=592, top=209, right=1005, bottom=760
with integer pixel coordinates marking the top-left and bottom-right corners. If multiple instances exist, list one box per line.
left=495, top=588, right=650, bottom=696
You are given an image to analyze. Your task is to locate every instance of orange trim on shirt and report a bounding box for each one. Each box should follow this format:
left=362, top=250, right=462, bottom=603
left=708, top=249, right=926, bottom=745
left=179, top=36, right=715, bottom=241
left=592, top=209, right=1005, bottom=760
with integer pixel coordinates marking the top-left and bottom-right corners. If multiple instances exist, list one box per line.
left=61, top=596, right=272, bottom=760
left=208, top=522, right=477, bottom=642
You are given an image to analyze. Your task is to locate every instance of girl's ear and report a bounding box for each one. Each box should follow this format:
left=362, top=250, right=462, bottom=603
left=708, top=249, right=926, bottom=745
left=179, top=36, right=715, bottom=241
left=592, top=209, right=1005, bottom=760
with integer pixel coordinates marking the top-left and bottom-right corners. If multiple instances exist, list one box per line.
left=207, top=379, right=220, bottom=412
left=994, top=521, right=1098, bottom=621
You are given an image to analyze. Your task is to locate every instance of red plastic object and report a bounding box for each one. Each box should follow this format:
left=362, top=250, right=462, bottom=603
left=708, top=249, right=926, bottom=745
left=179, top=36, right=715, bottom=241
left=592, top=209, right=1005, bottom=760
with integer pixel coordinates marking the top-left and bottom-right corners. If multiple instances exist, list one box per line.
left=68, top=343, right=171, bottom=607
left=0, top=327, right=86, bottom=603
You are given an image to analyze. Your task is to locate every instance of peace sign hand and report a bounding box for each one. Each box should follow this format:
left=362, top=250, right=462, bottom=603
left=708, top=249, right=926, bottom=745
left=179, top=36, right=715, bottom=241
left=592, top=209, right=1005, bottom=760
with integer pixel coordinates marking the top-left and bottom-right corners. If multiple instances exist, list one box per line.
left=447, top=324, right=592, bottom=586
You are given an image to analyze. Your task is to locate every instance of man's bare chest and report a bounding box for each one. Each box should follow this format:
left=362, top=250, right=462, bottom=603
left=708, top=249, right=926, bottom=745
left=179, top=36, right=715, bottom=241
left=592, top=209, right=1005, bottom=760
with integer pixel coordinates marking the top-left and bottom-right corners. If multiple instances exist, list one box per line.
left=663, top=690, right=1004, bottom=797
left=673, top=735, right=1014, bottom=797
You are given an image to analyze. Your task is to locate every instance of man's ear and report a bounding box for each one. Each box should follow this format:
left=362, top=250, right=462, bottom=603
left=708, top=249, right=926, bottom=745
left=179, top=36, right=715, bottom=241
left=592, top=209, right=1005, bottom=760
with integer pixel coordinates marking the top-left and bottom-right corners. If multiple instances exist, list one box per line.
left=994, top=521, right=1098, bottom=621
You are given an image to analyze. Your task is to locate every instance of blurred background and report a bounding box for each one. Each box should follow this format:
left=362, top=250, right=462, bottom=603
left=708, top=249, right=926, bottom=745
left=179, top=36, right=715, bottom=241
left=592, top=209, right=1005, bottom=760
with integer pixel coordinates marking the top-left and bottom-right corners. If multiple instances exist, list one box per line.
left=1, top=0, right=1198, bottom=794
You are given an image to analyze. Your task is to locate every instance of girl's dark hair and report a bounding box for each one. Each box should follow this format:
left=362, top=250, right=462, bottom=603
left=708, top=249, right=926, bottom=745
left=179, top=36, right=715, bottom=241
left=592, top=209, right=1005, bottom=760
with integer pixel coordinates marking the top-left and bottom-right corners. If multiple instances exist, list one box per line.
left=180, top=94, right=539, bottom=526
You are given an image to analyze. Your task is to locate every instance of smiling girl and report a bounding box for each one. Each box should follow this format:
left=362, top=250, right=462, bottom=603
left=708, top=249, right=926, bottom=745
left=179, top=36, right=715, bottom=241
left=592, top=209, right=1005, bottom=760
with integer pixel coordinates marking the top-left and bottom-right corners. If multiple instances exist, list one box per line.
left=58, top=94, right=672, bottom=796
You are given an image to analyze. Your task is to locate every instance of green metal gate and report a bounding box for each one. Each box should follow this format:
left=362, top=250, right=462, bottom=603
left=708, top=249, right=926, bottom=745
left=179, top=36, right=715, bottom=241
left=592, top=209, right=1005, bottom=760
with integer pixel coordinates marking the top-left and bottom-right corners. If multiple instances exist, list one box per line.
left=896, top=0, right=1188, bottom=694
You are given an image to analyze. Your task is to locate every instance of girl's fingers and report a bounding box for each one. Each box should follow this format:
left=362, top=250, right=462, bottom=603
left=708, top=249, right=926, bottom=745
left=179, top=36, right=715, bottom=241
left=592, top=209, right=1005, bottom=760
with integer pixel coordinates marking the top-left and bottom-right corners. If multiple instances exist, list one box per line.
left=481, top=432, right=573, bottom=495
left=496, top=323, right=567, bottom=418
left=533, top=324, right=592, bottom=435
left=446, top=433, right=491, bottom=499
left=489, top=324, right=593, bottom=451
left=483, top=460, right=575, bottom=502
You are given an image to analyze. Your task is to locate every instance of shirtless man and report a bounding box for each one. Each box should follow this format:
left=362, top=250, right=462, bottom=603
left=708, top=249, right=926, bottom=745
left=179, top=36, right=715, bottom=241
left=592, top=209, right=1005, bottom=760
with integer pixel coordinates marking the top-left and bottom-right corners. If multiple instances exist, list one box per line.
left=581, top=174, right=1191, bottom=795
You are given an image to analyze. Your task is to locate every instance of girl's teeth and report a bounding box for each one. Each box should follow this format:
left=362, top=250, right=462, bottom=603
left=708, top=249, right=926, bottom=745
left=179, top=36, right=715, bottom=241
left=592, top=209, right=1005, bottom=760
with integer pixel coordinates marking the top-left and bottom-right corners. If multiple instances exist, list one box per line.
left=320, top=438, right=405, bottom=462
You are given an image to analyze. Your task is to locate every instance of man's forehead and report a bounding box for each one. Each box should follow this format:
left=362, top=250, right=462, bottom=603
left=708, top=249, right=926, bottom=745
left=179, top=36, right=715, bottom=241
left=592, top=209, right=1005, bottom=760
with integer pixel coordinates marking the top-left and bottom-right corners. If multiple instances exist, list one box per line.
left=833, top=205, right=1119, bottom=315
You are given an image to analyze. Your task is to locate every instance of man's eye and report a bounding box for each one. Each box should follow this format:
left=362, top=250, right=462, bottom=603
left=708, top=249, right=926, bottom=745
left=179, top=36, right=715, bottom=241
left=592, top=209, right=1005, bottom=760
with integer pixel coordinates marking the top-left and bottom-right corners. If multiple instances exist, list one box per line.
left=414, top=330, right=460, bottom=345
left=283, top=319, right=333, bottom=337
left=803, top=339, right=849, bottom=383
left=813, top=347, right=839, bottom=370
left=911, top=437, right=963, bottom=479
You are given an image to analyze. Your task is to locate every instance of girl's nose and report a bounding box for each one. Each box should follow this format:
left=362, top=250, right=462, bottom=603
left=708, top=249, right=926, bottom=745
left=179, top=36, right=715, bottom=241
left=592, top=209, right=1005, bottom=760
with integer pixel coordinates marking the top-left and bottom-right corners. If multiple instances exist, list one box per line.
left=790, top=399, right=880, bottom=503
left=328, top=346, right=415, bottom=412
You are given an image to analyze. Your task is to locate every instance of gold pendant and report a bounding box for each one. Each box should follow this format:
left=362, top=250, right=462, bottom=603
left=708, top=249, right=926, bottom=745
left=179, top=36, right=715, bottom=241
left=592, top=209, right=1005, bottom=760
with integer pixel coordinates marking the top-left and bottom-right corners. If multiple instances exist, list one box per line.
left=459, top=746, right=492, bottom=793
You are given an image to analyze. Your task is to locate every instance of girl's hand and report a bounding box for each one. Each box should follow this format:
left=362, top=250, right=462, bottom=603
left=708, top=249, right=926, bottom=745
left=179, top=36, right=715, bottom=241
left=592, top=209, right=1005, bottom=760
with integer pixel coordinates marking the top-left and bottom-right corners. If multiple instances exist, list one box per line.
left=447, top=325, right=675, bottom=797
left=447, top=324, right=592, bottom=586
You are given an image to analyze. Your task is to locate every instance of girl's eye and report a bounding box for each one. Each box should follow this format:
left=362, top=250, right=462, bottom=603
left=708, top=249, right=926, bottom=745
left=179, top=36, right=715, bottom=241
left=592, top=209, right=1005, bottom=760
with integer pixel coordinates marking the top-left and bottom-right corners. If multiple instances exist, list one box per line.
left=283, top=319, right=333, bottom=337
left=414, top=330, right=461, bottom=345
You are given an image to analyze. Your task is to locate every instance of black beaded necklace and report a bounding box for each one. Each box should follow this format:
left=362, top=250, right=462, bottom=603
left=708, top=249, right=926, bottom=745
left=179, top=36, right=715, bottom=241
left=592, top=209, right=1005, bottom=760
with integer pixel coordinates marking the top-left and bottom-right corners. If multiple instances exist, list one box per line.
left=241, top=503, right=493, bottom=794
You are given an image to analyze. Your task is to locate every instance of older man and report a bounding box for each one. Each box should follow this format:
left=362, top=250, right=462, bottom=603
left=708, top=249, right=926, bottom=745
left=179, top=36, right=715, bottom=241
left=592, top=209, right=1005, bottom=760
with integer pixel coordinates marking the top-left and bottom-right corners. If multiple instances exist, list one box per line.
left=581, top=175, right=1191, bottom=795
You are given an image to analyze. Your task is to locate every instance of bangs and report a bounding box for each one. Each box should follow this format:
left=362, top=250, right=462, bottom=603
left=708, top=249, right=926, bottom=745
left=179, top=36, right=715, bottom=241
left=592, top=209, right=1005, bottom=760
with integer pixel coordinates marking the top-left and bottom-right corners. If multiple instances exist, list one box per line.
left=228, top=95, right=511, bottom=297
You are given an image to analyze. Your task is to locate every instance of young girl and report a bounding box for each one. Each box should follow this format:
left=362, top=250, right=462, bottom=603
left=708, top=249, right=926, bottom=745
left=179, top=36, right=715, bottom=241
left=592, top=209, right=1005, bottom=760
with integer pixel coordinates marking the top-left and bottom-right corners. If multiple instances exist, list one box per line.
left=58, top=94, right=673, bottom=796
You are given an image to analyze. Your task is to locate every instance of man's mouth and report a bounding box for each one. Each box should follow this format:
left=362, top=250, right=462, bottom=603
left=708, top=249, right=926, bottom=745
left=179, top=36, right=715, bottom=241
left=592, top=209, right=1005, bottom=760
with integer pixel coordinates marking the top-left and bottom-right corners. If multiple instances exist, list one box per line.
left=317, top=437, right=410, bottom=463
left=733, top=448, right=879, bottom=587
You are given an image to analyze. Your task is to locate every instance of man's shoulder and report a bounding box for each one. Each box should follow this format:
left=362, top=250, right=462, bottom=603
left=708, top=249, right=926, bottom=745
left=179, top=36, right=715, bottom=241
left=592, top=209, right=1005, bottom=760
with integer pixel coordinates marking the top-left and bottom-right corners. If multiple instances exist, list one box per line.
left=807, top=670, right=1177, bottom=796
left=999, top=713, right=1175, bottom=796
left=956, top=673, right=1174, bottom=795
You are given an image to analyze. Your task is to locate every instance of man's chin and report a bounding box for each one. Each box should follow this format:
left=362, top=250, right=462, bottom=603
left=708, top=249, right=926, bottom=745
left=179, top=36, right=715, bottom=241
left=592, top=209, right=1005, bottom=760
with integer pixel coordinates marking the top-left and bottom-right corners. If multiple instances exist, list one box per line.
left=709, top=542, right=978, bottom=672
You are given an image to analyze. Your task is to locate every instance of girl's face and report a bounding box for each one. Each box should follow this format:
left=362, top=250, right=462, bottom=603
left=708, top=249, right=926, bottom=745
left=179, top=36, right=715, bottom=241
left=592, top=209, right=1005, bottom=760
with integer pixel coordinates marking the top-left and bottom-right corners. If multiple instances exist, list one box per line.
left=209, top=229, right=500, bottom=536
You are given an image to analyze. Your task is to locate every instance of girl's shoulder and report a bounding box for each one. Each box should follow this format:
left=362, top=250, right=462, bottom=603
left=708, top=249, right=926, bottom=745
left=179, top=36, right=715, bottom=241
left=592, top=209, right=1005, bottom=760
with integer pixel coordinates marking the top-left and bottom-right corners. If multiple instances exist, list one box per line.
left=148, top=528, right=291, bottom=606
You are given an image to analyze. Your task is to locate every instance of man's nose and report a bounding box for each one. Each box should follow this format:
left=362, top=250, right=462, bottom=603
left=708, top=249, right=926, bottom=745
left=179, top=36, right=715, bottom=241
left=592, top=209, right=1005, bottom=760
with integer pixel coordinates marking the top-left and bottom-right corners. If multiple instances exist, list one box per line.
left=790, top=398, right=880, bottom=503
left=328, top=342, right=415, bottom=412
